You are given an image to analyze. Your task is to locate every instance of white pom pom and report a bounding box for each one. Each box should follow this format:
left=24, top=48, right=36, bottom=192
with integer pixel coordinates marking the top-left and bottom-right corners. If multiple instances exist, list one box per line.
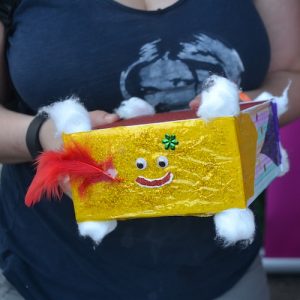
left=279, top=143, right=290, bottom=176
left=254, top=91, right=272, bottom=102
left=197, top=75, right=240, bottom=120
left=254, top=81, right=291, bottom=117
left=78, top=220, right=117, bottom=244
left=214, top=208, right=255, bottom=247
left=115, top=97, right=155, bottom=119
left=276, top=82, right=290, bottom=116
left=40, top=96, right=91, bottom=136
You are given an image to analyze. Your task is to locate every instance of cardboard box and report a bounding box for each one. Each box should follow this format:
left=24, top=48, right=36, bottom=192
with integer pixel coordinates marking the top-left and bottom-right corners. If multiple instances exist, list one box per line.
left=63, top=100, right=281, bottom=222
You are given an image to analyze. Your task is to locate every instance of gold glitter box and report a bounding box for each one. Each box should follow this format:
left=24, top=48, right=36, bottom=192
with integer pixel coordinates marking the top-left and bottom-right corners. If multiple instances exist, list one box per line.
left=63, top=100, right=281, bottom=222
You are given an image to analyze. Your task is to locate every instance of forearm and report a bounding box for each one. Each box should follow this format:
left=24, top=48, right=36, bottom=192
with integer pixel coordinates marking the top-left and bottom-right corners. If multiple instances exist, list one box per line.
left=0, top=104, right=33, bottom=163
left=0, top=102, right=120, bottom=164
left=0, top=24, right=32, bottom=163
left=246, top=70, right=300, bottom=126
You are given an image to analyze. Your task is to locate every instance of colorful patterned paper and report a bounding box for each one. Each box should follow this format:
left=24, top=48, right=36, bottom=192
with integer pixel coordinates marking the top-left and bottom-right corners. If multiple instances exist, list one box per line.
left=244, top=101, right=282, bottom=205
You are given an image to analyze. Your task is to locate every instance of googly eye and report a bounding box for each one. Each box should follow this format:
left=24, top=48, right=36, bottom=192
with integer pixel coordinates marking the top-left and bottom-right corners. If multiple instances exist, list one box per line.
left=136, top=158, right=147, bottom=170
left=157, top=156, right=168, bottom=168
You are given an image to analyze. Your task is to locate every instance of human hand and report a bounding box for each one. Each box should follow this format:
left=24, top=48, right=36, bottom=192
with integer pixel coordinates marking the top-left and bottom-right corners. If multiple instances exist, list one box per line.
left=38, top=110, right=119, bottom=198
left=39, top=110, right=119, bottom=152
left=89, top=110, right=120, bottom=129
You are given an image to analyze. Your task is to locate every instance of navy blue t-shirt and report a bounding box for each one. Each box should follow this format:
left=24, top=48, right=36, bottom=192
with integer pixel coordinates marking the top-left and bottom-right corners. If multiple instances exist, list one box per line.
left=0, top=1, right=270, bottom=299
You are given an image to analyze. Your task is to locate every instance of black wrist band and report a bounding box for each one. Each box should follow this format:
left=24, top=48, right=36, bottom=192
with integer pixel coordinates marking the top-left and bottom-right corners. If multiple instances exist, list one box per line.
left=26, top=112, right=48, bottom=159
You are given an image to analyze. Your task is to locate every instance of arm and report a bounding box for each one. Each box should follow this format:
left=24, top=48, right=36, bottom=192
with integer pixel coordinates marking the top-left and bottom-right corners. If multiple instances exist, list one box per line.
left=0, top=22, right=34, bottom=163
left=0, top=22, right=119, bottom=164
left=190, top=1, right=300, bottom=126
left=251, top=0, right=300, bottom=125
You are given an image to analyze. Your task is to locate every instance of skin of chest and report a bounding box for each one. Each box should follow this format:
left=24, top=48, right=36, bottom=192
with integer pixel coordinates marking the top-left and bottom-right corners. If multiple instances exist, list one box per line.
left=113, top=0, right=179, bottom=11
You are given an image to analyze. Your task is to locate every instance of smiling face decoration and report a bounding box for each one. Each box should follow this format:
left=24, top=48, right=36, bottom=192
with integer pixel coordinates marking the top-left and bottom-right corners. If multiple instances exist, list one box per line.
left=135, top=134, right=177, bottom=188
left=135, top=155, right=174, bottom=188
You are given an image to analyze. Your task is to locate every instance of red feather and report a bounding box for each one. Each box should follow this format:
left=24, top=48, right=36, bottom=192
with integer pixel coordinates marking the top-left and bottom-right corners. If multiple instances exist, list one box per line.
left=25, top=143, right=120, bottom=207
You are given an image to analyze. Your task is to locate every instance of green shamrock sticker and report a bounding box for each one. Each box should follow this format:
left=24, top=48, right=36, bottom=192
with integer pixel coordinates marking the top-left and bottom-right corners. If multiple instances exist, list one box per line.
left=162, top=134, right=179, bottom=150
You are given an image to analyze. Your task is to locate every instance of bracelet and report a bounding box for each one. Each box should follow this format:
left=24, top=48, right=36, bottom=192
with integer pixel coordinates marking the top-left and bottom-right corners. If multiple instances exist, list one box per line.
left=26, top=112, right=48, bottom=159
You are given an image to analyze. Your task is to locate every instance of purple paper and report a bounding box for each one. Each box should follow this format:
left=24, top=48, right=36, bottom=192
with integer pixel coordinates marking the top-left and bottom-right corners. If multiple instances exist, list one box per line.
left=260, top=102, right=281, bottom=166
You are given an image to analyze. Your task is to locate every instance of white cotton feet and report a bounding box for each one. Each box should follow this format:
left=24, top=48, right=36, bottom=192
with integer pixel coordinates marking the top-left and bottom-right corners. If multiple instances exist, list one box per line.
left=115, top=97, right=156, bottom=119
left=78, top=220, right=118, bottom=244
left=39, top=95, right=92, bottom=136
left=214, top=208, right=255, bottom=247
left=197, top=75, right=240, bottom=120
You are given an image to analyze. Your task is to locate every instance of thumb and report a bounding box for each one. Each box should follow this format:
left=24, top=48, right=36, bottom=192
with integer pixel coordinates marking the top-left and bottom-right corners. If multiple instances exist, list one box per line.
left=89, top=111, right=120, bottom=128
left=189, top=95, right=201, bottom=110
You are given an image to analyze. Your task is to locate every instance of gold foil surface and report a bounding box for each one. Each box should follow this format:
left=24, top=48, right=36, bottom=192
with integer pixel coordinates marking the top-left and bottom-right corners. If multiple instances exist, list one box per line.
left=63, top=115, right=257, bottom=222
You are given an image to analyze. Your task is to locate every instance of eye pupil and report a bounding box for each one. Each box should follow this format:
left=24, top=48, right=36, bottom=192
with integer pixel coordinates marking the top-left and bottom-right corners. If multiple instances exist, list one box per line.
left=137, top=163, right=144, bottom=169
left=159, top=161, right=166, bottom=167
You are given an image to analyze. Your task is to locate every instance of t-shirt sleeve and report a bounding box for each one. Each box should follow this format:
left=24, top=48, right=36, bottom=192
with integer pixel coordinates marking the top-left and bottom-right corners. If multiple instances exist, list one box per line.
left=0, top=0, right=20, bottom=30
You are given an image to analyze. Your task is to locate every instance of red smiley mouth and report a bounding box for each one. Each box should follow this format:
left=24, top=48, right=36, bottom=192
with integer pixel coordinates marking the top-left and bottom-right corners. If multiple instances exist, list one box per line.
left=135, top=172, right=173, bottom=188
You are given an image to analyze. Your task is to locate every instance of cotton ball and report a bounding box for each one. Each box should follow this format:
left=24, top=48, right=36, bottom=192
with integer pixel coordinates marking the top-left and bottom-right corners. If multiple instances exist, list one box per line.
left=40, top=95, right=91, bottom=136
left=276, top=82, right=290, bottom=116
left=78, top=220, right=117, bottom=244
left=279, top=143, right=290, bottom=176
left=254, top=91, right=272, bottom=102
left=214, top=208, right=255, bottom=247
left=254, top=81, right=291, bottom=117
left=115, top=97, right=155, bottom=119
left=197, top=75, right=240, bottom=120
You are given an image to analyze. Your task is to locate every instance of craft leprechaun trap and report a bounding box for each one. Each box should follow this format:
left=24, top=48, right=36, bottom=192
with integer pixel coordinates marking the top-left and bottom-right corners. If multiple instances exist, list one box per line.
left=25, top=75, right=290, bottom=246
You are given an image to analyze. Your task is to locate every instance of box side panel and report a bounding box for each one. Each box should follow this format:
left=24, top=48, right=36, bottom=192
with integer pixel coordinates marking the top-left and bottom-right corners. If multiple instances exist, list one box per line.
left=235, top=114, right=258, bottom=202
left=246, top=101, right=281, bottom=205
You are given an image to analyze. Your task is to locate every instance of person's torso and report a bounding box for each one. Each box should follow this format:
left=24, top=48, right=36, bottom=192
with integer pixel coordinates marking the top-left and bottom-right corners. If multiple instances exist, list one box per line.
left=7, top=0, right=270, bottom=113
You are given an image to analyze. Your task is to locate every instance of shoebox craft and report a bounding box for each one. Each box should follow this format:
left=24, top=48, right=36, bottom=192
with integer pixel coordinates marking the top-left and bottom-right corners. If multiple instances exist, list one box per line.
left=61, top=100, right=281, bottom=222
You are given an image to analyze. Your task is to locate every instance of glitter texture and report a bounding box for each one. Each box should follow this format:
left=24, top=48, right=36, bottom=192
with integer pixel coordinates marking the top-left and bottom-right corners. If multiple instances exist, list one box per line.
left=63, top=113, right=257, bottom=222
